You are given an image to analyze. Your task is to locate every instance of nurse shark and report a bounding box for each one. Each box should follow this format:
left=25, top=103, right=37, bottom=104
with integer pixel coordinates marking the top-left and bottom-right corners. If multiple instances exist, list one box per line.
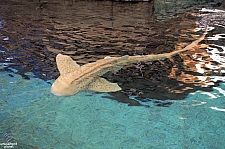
left=51, top=29, right=207, bottom=96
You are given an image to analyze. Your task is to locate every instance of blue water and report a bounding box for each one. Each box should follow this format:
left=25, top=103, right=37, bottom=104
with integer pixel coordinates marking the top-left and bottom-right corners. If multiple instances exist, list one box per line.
left=0, top=68, right=225, bottom=148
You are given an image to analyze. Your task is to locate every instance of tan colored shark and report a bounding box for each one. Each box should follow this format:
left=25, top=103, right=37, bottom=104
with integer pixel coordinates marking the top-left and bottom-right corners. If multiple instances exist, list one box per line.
left=51, top=29, right=207, bottom=96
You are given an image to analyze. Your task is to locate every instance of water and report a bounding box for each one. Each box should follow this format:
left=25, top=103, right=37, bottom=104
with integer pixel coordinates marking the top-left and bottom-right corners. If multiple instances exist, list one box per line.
left=0, top=0, right=225, bottom=148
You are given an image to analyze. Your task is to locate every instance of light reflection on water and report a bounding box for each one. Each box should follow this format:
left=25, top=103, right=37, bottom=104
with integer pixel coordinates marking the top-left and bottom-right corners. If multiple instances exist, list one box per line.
left=0, top=0, right=225, bottom=103
left=194, top=9, right=225, bottom=84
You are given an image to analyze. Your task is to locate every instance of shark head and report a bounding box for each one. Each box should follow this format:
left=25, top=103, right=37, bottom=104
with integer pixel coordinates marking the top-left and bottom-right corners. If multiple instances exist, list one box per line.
left=51, top=54, right=122, bottom=96
left=50, top=54, right=84, bottom=96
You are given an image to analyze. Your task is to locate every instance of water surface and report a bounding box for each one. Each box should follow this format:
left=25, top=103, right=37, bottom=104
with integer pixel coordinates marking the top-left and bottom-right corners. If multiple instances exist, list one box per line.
left=0, top=0, right=225, bottom=148
left=1, top=0, right=224, bottom=103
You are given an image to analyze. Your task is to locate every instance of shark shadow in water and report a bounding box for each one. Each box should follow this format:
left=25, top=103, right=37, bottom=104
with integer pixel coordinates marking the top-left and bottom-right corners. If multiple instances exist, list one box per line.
left=51, top=29, right=207, bottom=96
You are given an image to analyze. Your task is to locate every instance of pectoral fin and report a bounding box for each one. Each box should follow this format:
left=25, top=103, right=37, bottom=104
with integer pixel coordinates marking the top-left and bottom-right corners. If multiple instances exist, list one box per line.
left=88, top=77, right=121, bottom=92
left=56, top=54, right=81, bottom=75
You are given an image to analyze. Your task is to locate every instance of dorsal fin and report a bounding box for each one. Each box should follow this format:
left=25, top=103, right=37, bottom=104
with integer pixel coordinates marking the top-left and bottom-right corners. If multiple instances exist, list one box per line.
left=56, top=54, right=80, bottom=75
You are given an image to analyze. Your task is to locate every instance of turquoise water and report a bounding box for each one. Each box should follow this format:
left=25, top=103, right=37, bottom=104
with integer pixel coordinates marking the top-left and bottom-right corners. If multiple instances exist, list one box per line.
left=1, top=68, right=225, bottom=148
left=1, top=0, right=225, bottom=149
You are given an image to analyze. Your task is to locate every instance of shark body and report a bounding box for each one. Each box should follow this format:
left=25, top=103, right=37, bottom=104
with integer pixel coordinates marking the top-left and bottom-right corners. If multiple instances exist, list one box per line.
left=51, top=30, right=207, bottom=96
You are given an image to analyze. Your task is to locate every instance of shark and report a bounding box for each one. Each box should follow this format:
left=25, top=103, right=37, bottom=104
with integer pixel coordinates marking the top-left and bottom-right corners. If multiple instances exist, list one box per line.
left=51, top=29, right=207, bottom=96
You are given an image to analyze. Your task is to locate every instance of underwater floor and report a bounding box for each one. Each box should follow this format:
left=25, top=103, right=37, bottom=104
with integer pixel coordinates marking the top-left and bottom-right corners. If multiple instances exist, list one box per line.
left=0, top=69, right=225, bottom=149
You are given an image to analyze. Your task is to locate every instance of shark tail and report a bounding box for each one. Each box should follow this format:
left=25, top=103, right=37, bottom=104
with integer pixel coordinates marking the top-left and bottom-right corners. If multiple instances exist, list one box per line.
left=124, top=26, right=208, bottom=64
left=169, top=27, right=208, bottom=57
